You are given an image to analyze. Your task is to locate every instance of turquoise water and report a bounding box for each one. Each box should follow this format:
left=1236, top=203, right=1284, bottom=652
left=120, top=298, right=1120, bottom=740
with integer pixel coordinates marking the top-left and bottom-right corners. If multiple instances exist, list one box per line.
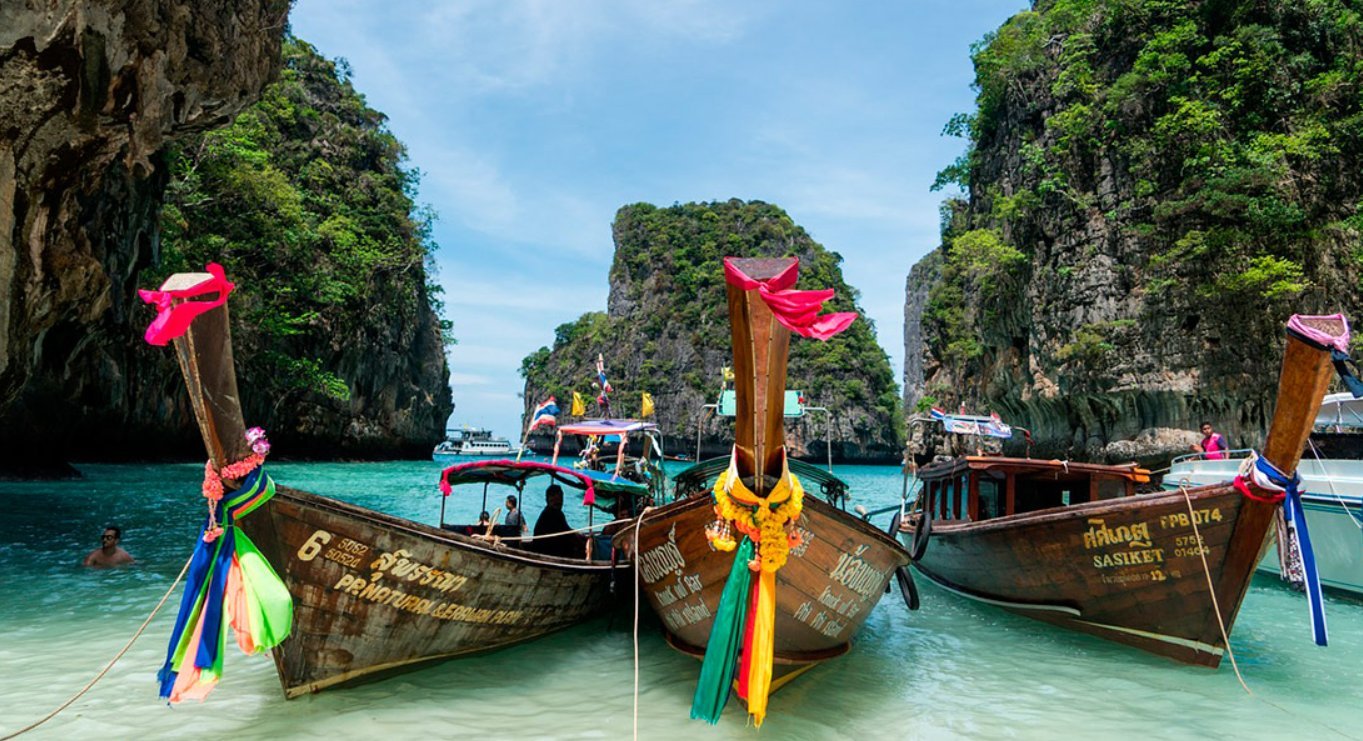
left=2, top=461, right=1363, bottom=739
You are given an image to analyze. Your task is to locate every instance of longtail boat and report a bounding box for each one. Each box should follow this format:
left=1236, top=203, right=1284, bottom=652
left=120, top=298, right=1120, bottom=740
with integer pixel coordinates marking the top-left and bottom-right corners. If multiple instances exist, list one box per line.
left=614, top=257, right=911, bottom=725
left=898, top=314, right=1349, bottom=666
left=147, top=270, right=648, bottom=699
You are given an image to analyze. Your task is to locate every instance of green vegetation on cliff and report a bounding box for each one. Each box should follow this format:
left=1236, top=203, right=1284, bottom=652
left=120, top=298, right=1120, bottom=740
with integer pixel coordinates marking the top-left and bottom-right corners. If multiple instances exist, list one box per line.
left=144, top=38, right=452, bottom=455
left=927, top=0, right=1363, bottom=392
left=521, top=200, right=902, bottom=460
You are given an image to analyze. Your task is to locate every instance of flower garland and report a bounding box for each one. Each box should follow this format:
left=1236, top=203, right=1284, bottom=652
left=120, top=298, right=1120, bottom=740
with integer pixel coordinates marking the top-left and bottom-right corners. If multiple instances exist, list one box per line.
left=200, top=427, right=271, bottom=541
left=707, top=463, right=804, bottom=572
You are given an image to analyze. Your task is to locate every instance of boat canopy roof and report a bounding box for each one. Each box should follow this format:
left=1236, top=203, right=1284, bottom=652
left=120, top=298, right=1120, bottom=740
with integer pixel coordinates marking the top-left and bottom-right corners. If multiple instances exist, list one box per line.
left=438, top=459, right=648, bottom=512
left=1316, top=392, right=1363, bottom=429
left=914, top=409, right=1013, bottom=439
left=557, top=419, right=659, bottom=435
left=673, top=455, right=849, bottom=503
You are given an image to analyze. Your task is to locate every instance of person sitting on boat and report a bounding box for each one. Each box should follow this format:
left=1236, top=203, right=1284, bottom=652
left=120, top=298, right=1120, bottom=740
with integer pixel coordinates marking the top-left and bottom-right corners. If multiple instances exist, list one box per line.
left=533, top=485, right=584, bottom=559
left=1191, top=422, right=1229, bottom=460
left=504, top=494, right=526, bottom=532
left=477, top=511, right=492, bottom=527
left=83, top=525, right=135, bottom=568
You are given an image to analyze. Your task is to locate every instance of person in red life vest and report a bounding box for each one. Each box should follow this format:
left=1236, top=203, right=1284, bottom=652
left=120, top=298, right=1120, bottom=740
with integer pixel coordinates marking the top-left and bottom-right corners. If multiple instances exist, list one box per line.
left=1191, top=421, right=1229, bottom=460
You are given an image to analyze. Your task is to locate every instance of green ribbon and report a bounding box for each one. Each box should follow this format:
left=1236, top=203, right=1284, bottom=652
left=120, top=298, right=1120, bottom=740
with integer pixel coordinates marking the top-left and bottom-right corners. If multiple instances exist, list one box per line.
left=690, top=537, right=754, bottom=724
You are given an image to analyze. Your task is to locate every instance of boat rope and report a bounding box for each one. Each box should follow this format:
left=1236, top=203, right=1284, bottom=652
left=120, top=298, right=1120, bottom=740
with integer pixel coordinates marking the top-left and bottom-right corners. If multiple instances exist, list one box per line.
left=632, top=508, right=652, bottom=741
left=1305, top=439, right=1363, bottom=530
left=1176, top=483, right=1250, bottom=695
left=1180, top=487, right=1357, bottom=740
left=0, top=555, right=193, bottom=740
left=472, top=521, right=610, bottom=545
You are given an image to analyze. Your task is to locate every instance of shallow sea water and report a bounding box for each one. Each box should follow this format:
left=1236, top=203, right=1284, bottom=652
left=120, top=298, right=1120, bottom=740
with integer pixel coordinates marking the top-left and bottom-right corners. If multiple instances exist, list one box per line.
left=2, top=461, right=1362, bottom=739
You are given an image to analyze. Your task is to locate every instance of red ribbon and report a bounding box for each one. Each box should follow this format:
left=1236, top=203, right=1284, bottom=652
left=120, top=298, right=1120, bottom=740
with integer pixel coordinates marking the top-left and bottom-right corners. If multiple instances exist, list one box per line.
left=723, top=258, right=857, bottom=340
left=1233, top=475, right=1286, bottom=504
left=137, top=263, right=235, bottom=346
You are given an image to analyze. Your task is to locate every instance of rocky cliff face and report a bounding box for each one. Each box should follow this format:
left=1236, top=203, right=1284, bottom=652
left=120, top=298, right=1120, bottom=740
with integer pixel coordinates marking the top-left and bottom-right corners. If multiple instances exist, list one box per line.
left=902, top=250, right=939, bottom=414
left=521, top=200, right=903, bottom=463
left=0, top=5, right=450, bottom=474
left=0, top=1, right=290, bottom=475
left=907, top=0, right=1363, bottom=464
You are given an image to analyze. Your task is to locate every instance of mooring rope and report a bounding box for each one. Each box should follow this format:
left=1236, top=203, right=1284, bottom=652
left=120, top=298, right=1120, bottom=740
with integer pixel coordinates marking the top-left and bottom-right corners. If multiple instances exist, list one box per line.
left=1178, top=482, right=1357, bottom=740
left=1305, top=439, right=1363, bottom=530
left=1177, top=482, right=1250, bottom=695
left=632, top=508, right=652, bottom=741
left=1, top=555, right=193, bottom=740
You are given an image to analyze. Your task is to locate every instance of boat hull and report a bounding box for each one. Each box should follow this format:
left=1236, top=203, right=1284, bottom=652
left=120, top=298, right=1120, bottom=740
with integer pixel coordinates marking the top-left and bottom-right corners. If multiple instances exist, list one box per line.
left=616, top=495, right=910, bottom=667
left=240, top=486, right=624, bottom=697
left=900, top=483, right=1275, bottom=666
left=1168, top=458, right=1363, bottom=597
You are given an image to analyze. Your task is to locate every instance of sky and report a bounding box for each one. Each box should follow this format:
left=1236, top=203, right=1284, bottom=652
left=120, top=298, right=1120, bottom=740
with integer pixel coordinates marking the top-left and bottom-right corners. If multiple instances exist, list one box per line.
left=289, top=0, right=1028, bottom=440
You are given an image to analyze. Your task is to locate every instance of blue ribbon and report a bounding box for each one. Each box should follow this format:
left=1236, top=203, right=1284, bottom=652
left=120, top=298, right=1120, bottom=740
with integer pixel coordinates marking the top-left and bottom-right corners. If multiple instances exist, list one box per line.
left=1330, top=349, right=1363, bottom=399
left=1254, top=456, right=1328, bottom=646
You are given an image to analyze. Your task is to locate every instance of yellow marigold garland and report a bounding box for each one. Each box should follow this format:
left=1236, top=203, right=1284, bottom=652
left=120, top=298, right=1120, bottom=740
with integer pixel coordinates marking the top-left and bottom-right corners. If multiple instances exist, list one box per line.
left=706, top=453, right=804, bottom=572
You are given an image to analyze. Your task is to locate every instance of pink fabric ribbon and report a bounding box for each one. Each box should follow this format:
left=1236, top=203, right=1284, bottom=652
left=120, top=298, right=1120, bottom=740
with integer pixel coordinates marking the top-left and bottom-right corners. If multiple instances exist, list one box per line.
left=138, top=263, right=235, bottom=346
left=723, top=257, right=858, bottom=340
left=1287, top=313, right=1351, bottom=353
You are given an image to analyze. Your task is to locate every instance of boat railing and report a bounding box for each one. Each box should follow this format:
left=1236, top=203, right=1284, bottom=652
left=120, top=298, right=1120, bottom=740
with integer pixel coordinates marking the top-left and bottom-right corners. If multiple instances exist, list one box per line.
left=1169, top=448, right=1257, bottom=466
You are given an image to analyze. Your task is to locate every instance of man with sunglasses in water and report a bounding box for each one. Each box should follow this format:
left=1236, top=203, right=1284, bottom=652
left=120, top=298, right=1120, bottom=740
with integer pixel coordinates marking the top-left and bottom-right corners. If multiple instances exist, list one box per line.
left=83, top=524, right=135, bottom=567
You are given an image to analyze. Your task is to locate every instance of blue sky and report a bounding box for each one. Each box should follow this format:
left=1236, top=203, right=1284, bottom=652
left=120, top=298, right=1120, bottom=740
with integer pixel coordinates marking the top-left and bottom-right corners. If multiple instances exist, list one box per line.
left=289, top=1, right=1027, bottom=440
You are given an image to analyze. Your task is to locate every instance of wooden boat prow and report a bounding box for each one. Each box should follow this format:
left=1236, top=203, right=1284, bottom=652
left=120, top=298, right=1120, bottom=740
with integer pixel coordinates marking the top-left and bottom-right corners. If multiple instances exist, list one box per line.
left=155, top=271, right=643, bottom=698
left=617, top=256, right=910, bottom=716
left=901, top=315, right=1344, bottom=666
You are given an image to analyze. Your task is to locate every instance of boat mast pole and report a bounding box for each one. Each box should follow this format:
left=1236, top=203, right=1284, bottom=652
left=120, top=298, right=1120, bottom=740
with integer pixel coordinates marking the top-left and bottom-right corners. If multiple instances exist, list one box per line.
left=726, top=258, right=795, bottom=492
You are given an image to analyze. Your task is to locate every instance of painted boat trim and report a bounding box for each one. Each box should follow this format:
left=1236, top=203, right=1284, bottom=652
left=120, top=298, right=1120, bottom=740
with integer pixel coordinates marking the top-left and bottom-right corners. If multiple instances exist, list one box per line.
left=917, top=563, right=1227, bottom=659
left=1071, top=619, right=1225, bottom=658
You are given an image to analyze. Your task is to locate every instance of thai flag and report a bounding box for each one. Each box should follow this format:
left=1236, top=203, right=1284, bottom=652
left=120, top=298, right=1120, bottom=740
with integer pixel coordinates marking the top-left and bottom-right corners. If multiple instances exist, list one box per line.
left=528, top=397, right=559, bottom=432
left=929, top=406, right=946, bottom=421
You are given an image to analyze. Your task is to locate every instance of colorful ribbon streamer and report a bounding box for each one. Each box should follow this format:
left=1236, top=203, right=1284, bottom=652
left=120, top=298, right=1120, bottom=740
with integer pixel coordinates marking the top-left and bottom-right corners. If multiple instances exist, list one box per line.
left=157, top=464, right=293, bottom=702
left=1234, top=452, right=1327, bottom=646
left=691, top=450, right=805, bottom=726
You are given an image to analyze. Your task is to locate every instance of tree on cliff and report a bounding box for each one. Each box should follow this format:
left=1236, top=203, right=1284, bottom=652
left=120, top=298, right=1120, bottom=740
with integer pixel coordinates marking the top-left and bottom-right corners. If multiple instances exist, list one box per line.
left=147, top=37, right=453, bottom=457
left=520, top=200, right=903, bottom=462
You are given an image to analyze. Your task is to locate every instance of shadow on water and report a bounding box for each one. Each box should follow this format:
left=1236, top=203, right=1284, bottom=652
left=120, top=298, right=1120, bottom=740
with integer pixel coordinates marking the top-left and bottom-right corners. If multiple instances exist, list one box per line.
left=2, top=461, right=1363, bottom=739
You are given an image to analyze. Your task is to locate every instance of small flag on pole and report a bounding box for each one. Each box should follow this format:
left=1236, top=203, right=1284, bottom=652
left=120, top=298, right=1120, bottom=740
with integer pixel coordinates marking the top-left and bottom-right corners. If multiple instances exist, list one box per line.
left=528, top=397, right=559, bottom=432
left=641, top=391, right=655, bottom=418
left=571, top=391, right=586, bottom=417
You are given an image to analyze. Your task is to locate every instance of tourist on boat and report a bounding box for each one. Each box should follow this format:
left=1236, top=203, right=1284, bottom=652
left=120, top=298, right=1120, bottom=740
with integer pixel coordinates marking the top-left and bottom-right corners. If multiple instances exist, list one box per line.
left=533, top=485, right=581, bottom=558
left=477, top=511, right=492, bottom=527
left=504, top=494, right=525, bottom=532
left=1191, top=422, right=1229, bottom=460
left=82, top=525, right=135, bottom=567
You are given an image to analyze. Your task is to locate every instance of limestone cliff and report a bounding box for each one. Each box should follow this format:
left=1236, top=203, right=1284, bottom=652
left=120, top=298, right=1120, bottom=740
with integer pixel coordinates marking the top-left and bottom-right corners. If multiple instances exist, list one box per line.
left=0, top=5, right=451, bottom=474
left=521, top=200, right=903, bottom=463
left=907, top=0, right=1363, bottom=464
left=0, top=1, right=289, bottom=475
